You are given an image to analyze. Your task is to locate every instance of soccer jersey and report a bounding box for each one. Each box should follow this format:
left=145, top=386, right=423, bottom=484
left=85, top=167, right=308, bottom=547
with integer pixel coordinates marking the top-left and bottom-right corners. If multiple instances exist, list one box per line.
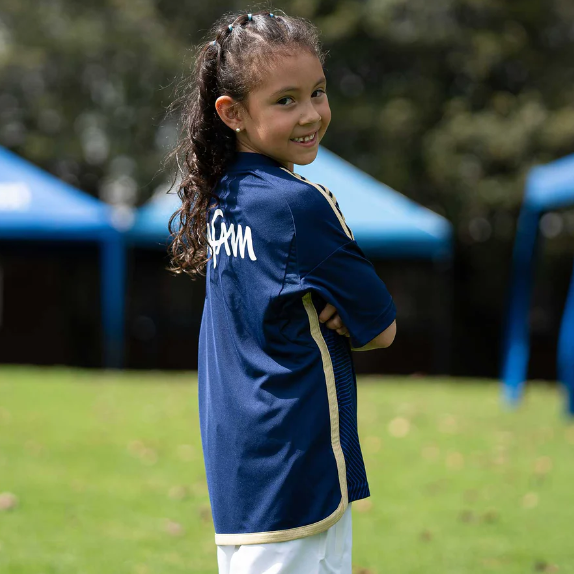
left=198, top=152, right=396, bottom=546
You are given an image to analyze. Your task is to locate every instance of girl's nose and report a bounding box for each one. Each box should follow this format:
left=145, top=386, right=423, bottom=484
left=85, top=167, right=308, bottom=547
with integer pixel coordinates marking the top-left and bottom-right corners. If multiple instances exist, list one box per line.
left=299, top=102, right=322, bottom=125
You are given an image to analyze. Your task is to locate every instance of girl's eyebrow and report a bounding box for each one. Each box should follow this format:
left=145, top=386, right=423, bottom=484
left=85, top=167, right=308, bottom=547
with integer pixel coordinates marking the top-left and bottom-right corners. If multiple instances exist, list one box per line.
left=270, top=76, right=326, bottom=98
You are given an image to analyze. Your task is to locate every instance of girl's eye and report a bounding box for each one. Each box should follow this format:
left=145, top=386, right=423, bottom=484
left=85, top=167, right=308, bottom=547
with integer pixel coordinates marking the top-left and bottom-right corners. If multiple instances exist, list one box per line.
left=276, top=89, right=326, bottom=106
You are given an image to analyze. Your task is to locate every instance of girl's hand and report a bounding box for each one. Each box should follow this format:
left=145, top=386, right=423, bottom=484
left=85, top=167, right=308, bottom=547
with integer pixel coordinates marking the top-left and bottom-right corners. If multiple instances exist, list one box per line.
left=318, top=303, right=350, bottom=337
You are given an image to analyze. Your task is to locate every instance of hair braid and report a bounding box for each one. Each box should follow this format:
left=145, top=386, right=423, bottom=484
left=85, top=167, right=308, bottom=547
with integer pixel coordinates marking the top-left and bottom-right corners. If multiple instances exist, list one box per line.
left=164, top=9, right=325, bottom=278
left=167, top=41, right=235, bottom=277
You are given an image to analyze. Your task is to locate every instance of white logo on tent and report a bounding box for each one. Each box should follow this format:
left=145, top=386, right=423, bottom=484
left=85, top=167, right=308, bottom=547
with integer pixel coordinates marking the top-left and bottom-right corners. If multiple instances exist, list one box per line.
left=0, top=182, right=31, bottom=211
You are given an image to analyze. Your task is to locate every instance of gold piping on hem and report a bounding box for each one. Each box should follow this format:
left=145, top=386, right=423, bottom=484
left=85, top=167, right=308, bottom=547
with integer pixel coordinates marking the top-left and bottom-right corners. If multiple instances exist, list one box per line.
left=215, top=498, right=345, bottom=546
left=214, top=293, right=348, bottom=546
left=279, top=167, right=355, bottom=240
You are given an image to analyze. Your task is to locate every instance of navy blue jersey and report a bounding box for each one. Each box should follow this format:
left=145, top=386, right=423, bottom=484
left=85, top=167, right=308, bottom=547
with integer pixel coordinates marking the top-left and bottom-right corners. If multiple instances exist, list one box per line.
left=198, top=152, right=396, bottom=545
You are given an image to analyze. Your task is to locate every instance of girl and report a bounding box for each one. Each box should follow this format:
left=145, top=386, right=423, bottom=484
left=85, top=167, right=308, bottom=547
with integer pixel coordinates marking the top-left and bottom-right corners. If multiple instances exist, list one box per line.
left=167, top=9, right=397, bottom=574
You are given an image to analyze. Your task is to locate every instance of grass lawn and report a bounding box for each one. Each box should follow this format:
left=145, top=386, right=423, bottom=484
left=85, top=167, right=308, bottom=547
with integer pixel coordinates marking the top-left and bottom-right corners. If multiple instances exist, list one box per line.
left=0, top=367, right=573, bottom=574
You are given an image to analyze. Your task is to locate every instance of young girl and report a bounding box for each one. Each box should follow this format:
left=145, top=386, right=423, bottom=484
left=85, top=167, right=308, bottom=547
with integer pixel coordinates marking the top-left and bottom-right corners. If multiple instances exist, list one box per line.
left=168, top=9, right=397, bottom=573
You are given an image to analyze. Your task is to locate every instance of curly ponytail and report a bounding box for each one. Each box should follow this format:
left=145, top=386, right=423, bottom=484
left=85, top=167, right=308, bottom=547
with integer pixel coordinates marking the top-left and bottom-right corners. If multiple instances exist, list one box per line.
left=165, top=9, right=325, bottom=278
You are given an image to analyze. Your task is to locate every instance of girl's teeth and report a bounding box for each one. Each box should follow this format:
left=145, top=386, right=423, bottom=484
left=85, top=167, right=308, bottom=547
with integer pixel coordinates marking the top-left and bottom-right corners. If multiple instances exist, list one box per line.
left=293, top=133, right=315, bottom=143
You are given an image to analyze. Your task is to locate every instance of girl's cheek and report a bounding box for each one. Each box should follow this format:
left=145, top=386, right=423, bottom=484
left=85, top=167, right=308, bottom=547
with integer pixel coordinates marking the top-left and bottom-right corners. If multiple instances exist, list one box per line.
left=321, top=107, right=332, bottom=129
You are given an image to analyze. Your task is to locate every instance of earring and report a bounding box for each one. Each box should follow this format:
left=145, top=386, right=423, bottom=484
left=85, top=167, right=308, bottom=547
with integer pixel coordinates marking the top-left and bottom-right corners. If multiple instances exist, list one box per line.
left=235, top=127, right=241, bottom=132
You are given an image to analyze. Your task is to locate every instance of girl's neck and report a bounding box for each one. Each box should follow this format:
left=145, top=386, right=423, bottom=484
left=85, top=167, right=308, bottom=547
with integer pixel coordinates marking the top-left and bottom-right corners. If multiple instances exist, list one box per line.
left=236, top=149, right=294, bottom=172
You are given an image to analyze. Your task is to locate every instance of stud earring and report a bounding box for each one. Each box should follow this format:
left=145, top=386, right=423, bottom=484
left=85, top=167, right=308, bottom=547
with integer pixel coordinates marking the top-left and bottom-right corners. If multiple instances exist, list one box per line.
left=235, top=127, right=241, bottom=132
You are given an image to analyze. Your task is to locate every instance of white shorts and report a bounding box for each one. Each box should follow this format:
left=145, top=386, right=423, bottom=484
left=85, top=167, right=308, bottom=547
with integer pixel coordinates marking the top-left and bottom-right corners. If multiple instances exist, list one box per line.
left=216, top=504, right=353, bottom=574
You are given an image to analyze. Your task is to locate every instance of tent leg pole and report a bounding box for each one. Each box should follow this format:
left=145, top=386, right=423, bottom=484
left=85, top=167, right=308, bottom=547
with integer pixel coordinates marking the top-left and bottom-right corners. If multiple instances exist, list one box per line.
left=500, top=207, right=541, bottom=408
left=557, top=257, right=574, bottom=418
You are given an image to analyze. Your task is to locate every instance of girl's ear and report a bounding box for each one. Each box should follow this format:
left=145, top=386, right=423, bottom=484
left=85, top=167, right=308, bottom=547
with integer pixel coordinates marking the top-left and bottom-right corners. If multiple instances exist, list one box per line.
left=215, top=96, right=243, bottom=131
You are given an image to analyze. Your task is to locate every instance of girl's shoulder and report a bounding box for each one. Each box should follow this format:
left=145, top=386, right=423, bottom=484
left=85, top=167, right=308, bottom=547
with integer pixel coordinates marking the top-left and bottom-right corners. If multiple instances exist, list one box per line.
left=221, top=165, right=324, bottom=219
left=259, top=166, right=353, bottom=240
left=221, top=154, right=334, bottom=217
left=220, top=162, right=352, bottom=242
left=256, top=166, right=344, bottom=221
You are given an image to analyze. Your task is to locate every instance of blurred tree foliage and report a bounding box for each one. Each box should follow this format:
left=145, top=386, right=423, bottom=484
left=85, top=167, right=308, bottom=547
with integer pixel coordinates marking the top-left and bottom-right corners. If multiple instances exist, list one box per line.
left=1, top=0, right=574, bottom=229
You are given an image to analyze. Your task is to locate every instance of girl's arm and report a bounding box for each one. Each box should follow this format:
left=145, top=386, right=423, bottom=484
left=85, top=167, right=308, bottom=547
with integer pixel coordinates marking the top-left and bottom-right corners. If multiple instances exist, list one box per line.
left=351, top=320, right=396, bottom=351
left=319, top=303, right=396, bottom=351
left=281, top=175, right=396, bottom=350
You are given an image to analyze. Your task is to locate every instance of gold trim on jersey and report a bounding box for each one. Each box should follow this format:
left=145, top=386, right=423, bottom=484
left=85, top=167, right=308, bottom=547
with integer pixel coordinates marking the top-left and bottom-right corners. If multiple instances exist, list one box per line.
left=214, top=292, right=348, bottom=545
left=279, top=167, right=355, bottom=240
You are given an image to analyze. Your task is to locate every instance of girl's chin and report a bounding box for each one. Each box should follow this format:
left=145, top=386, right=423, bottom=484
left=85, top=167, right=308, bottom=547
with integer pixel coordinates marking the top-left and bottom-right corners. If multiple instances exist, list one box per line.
left=289, top=151, right=319, bottom=167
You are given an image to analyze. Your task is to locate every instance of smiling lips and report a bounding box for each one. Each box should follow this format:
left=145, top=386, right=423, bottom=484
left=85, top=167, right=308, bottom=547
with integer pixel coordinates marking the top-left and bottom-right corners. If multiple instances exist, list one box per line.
left=290, top=131, right=317, bottom=145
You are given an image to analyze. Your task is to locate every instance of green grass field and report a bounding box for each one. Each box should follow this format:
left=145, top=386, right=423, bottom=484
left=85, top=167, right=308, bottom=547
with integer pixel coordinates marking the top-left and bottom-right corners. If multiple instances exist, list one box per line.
left=0, top=367, right=573, bottom=574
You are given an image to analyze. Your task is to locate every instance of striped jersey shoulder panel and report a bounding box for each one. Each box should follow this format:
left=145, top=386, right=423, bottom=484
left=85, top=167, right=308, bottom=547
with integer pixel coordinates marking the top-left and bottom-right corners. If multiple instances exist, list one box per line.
left=279, top=167, right=355, bottom=241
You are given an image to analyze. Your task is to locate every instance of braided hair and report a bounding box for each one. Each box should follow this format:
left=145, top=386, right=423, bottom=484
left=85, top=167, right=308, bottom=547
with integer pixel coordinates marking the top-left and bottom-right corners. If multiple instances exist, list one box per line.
left=165, top=9, right=326, bottom=278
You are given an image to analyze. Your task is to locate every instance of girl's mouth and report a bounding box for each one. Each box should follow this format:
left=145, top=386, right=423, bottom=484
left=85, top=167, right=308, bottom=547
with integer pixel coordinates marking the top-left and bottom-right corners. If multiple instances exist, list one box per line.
left=290, top=131, right=318, bottom=146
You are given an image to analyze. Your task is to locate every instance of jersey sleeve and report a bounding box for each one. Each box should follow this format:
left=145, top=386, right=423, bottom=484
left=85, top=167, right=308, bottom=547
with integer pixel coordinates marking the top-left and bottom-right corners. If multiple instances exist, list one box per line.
left=302, top=240, right=396, bottom=349
left=284, top=174, right=397, bottom=349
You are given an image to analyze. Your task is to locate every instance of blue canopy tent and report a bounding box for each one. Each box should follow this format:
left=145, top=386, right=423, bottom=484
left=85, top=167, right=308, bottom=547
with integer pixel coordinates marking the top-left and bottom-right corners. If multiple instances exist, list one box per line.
left=130, top=146, right=452, bottom=260
left=0, top=147, right=125, bottom=368
left=501, top=153, right=574, bottom=415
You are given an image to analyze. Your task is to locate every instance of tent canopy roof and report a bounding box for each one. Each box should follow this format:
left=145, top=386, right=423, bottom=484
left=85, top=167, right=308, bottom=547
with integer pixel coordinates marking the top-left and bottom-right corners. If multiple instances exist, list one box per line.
left=526, top=153, right=574, bottom=212
left=129, top=146, right=452, bottom=259
left=0, top=146, right=114, bottom=239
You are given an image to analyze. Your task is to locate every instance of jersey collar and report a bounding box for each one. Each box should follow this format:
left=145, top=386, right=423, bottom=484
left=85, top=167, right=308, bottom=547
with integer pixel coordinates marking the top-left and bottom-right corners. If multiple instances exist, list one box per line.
left=227, top=152, right=287, bottom=172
